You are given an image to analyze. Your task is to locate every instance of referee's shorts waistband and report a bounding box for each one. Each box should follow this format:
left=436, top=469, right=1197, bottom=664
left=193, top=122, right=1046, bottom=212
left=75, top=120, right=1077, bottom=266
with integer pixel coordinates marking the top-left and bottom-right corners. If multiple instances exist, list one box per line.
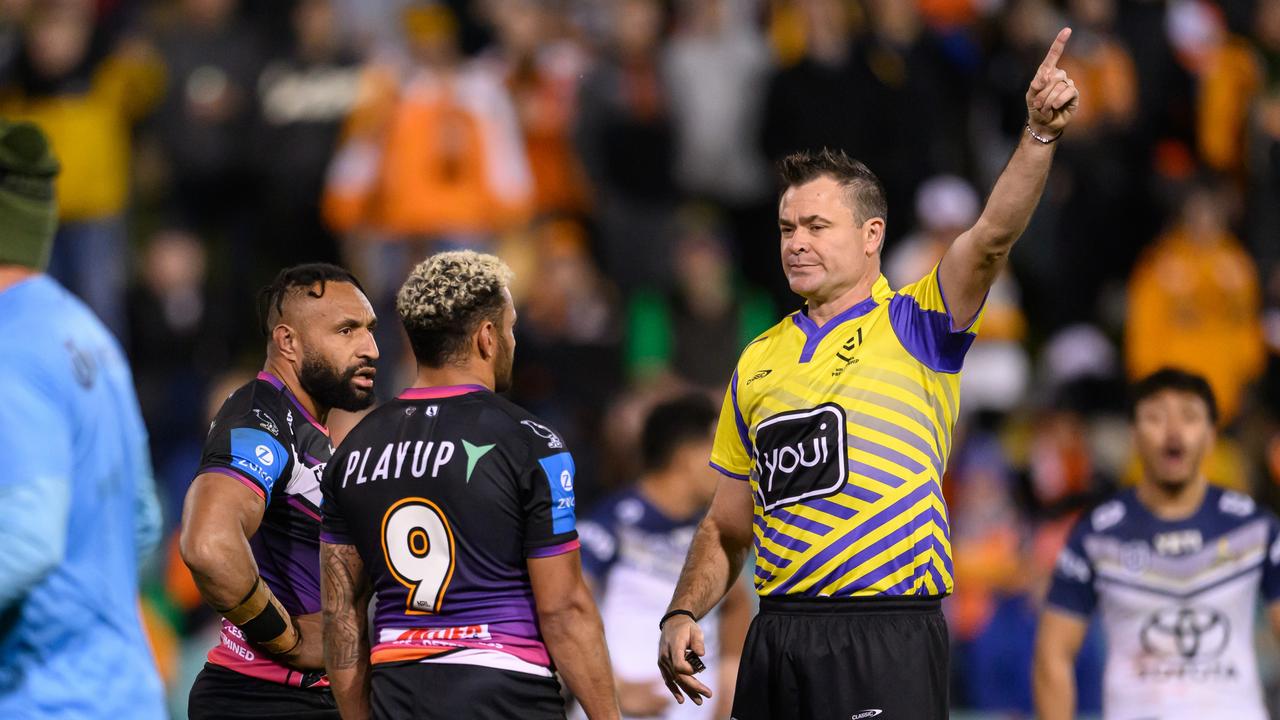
left=759, top=595, right=943, bottom=616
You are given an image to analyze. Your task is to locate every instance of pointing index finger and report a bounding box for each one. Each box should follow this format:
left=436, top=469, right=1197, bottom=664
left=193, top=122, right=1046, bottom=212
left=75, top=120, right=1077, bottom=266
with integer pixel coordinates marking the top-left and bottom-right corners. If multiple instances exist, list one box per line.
left=1040, top=27, right=1072, bottom=72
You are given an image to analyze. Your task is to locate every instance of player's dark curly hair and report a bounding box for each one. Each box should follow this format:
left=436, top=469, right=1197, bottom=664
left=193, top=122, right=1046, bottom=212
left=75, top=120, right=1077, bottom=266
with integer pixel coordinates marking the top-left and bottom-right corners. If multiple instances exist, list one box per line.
left=257, top=263, right=365, bottom=336
left=397, top=251, right=513, bottom=368
left=778, top=147, right=888, bottom=225
left=1129, top=368, right=1219, bottom=425
left=641, top=393, right=718, bottom=473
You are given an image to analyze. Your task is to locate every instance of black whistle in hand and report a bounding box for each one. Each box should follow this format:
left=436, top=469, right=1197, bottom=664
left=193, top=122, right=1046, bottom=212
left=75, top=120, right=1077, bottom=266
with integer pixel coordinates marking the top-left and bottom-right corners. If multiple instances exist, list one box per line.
left=684, top=648, right=706, bottom=675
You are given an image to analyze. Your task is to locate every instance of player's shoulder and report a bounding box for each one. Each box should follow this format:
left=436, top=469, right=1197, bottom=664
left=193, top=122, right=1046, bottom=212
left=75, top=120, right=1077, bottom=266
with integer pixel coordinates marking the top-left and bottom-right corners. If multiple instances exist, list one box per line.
left=209, top=376, right=291, bottom=440
left=584, top=487, right=645, bottom=529
left=1205, top=485, right=1275, bottom=526
left=475, top=393, right=570, bottom=454
left=1072, top=490, right=1136, bottom=537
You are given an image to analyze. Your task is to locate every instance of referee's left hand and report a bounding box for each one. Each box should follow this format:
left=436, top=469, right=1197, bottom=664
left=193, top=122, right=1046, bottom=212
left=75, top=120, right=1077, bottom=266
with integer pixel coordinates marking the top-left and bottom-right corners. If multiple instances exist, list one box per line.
left=1025, top=27, right=1079, bottom=137
left=657, top=615, right=712, bottom=706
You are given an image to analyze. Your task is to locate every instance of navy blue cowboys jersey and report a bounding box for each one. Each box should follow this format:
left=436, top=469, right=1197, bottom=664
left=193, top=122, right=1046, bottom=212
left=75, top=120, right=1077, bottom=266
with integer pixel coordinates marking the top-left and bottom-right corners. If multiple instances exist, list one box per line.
left=1047, top=486, right=1280, bottom=720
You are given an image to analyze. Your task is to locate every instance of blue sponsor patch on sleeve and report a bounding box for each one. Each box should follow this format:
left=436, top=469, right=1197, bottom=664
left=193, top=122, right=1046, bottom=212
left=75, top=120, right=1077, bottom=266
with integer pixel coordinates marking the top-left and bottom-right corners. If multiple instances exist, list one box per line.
left=538, top=452, right=576, bottom=534
left=230, top=427, right=289, bottom=495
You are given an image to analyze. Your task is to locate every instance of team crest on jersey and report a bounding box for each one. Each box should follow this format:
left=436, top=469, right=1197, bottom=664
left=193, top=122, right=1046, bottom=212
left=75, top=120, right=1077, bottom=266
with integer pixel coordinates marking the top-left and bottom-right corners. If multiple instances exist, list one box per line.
left=252, top=409, right=279, bottom=436
left=753, top=403, right=847, bottom=512
left=521, top=420, right=564, bottom=449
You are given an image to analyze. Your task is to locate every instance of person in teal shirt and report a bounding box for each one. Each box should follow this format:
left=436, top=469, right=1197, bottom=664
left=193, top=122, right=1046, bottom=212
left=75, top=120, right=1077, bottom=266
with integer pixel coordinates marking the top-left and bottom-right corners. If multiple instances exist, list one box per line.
left=0, top=120, right=165, bottom=719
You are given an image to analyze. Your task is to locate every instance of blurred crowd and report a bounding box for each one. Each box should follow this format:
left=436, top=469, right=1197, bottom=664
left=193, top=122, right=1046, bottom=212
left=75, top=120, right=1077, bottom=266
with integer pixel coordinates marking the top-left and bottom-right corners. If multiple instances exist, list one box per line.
left=5, top=0, right=1280, bottom=715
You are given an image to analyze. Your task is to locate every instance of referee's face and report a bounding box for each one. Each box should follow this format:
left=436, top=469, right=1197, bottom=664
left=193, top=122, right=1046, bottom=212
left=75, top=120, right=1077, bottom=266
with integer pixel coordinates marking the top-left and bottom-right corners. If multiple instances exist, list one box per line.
left=779, top=176, right=881, bottom=306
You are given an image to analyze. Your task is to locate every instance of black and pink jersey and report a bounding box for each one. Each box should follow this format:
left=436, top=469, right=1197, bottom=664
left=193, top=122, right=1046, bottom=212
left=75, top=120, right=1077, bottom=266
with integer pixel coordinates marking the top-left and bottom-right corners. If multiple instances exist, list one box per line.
left=320, top=384, right=580, bottom=677
left=196, top=371, right=332, bottom=688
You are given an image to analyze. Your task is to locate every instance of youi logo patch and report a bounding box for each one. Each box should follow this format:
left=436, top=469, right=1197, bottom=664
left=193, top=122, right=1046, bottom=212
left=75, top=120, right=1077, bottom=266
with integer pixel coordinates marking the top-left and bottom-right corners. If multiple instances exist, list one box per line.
left=753, top=403, right=847, bottom=512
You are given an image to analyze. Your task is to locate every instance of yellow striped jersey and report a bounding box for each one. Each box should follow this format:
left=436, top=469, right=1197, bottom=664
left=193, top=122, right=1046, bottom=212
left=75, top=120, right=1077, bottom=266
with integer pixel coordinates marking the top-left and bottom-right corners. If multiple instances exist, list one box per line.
left=710, top=266, right=981, bottom=598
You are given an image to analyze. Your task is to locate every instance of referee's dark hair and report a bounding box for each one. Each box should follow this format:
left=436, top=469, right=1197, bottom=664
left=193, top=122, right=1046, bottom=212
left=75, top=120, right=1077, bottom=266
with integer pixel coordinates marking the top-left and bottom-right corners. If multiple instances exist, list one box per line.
left=257, top=263, right=365, bottom=336
left=779, top=147, right=888, bottom=225
left=1129, top=368, right=1219, bottom=425
left=641, top=393, right=718, bottom=473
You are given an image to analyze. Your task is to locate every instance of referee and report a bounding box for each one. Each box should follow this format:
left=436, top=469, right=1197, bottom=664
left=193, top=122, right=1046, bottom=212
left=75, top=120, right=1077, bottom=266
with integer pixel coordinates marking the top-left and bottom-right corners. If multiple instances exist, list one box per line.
left=657, top=29, right=1080, bottom=720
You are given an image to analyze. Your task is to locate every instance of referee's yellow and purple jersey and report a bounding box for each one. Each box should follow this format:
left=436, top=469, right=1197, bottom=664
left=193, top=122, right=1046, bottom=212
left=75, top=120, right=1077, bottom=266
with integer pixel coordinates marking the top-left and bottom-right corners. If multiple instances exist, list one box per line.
left=710, top=265, right=981, bottom=598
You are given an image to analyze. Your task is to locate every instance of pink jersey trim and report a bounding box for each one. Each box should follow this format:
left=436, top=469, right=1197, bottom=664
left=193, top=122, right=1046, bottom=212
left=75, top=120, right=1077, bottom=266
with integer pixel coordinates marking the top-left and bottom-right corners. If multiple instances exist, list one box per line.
left=200, top=466, right=267, bottom=500
left=398, top=384, right=490, bottom=400
left=526, top=539, right=580, bottom=558
left=257, top=371, right=329, bottom=436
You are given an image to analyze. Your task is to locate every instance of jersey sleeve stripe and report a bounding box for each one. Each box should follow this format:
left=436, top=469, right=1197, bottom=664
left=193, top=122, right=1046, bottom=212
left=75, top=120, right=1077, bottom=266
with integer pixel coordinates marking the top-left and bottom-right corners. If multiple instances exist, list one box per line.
left=199, top=465, right=267, bottom=500
left=710, top=461, right=749, bottom=481
left=527, top=539, right=581, bottom=558
left=729, top=371, right=753, bottom=459
left=287, top=496, right=322, bottom=522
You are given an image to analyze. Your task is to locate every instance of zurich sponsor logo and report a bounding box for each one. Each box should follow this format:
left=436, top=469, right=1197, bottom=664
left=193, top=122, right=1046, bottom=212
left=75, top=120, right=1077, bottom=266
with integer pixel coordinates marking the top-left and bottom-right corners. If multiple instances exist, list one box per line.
left=255, top=445, right=275, bottom=466
left=560, top=469, right=574, bottom=492
left=852, top=711, right=883, bottom=719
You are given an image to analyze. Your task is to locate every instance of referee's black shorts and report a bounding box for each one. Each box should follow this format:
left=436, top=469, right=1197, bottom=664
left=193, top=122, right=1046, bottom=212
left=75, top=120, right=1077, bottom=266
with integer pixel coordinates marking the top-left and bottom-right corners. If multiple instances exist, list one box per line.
left=371, top=661, right=566, bottom=720
left=188, top=663, right=338, bottom=720
left=730, top=595, right=948, bottom=720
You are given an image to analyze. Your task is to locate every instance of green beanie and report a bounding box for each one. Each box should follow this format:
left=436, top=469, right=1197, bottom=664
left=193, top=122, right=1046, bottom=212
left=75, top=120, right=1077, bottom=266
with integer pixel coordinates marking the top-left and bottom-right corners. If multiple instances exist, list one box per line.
left=0, top=120, right=59, bottom=270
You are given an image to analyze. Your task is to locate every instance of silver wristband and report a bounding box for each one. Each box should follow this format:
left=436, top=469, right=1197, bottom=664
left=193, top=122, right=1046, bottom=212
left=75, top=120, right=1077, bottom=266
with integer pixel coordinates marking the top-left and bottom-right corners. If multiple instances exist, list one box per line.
left=1025, top=122, right=1061, bottom=144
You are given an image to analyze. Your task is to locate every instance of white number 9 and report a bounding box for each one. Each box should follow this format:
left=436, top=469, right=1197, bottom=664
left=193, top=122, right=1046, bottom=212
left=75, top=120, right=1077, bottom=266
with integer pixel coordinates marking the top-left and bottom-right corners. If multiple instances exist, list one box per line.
left=381, top=498, right=455, bottom=614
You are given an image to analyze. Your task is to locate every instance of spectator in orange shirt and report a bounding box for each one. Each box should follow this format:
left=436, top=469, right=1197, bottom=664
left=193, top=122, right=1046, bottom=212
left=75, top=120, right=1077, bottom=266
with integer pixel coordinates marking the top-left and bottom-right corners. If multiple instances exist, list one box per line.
left=1125, top=178, right=1265, bottom=423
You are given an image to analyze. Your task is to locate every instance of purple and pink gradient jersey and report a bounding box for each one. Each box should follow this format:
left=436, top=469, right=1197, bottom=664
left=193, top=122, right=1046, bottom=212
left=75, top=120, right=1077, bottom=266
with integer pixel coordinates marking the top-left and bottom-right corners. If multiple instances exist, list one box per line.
left=321, top=385, right=579, bottom=675
left=196, top=371, right=332, bottom=688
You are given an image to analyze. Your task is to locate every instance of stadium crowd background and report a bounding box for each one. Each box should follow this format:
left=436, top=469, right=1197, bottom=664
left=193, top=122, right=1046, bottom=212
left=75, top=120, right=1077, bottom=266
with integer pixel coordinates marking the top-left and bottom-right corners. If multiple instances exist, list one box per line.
left=4, top=0, right=1280, bottom=716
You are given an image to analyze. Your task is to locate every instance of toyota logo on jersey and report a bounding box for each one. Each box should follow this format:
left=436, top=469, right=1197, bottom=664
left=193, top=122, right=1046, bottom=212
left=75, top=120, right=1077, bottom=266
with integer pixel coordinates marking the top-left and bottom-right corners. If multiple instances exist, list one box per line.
left=1140, top=606, right=1230, bottom=660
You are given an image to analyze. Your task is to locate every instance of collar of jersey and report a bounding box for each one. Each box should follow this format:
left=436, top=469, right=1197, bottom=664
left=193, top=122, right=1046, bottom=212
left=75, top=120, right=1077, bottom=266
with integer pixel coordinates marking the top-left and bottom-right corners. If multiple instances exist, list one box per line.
left=791, top=275, right=889, bottom=363
left=256, top=371, right=329, bottom=435
left=399, top=384, right=491, bottom=400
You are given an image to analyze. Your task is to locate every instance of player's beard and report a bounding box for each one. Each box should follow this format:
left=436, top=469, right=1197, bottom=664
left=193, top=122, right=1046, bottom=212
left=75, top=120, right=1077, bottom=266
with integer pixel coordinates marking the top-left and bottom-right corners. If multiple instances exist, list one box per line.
left=494, top=331, right=514, bottom=393
left=299, top=352, right=376, bottom=412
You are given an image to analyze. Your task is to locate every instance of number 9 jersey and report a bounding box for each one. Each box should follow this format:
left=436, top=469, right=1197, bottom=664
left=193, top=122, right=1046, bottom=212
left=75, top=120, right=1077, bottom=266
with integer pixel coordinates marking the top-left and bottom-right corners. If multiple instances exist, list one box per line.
left=320, top=384, right=580, bottom=677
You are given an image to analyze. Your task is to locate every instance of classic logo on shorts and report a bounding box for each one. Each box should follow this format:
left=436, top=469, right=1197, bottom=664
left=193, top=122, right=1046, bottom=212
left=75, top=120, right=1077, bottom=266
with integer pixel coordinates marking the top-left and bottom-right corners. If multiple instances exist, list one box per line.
left=753, top=403, right=847, bottom=512
left=851, top=711, right=883, bottom=719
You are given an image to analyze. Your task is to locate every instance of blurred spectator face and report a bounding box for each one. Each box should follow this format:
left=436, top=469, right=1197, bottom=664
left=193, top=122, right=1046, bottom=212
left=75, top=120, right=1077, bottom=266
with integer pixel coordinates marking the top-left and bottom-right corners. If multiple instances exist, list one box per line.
left=799, top=0, right=851, bottom=50
left=294, top=0, right=338, bottom=59
left=489, top=0, right=546, bottom=58
left=182, top=0, right=236, bottom=27
left=1258, top=0, right=1280, bottom=51
left=404, top=4, right=459, bottom=66
left=1068, top=0, right=1115, bottom=32
left=1181, top=185, right=1226, bottom=240
left=614, top=0, right=663, bottom=57
left=144, top=230, right=207, bottom=296
left=25, top=2, right=91, bottom=80
left=779, top=176, right=881, bottom=303
left=675, top=229, right=730, bottom=297
left=1132, top=389, right=1215, bottom=490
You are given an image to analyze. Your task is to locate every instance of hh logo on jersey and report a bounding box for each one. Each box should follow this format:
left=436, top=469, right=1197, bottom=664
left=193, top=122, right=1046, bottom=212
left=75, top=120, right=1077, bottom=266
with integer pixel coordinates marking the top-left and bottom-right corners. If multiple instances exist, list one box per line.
left=753, top=403, right=847, bottom=512
left=539, top=452, right=576, bottom=533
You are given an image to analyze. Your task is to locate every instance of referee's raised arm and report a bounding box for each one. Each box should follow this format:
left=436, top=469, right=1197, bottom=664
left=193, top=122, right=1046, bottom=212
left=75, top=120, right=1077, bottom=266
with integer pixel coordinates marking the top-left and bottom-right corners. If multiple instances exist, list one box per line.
left=938, top=27, right=1079, bottom=327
